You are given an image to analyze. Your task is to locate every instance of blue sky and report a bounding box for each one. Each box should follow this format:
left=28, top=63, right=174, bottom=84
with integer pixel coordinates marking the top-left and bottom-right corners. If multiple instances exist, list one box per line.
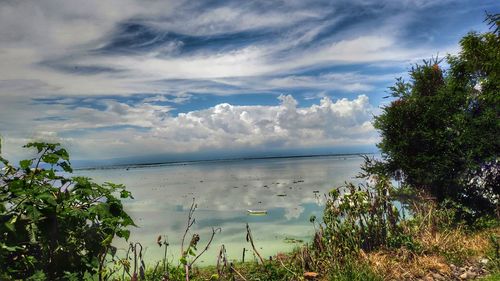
left=0, top=0, right=497, bottom=164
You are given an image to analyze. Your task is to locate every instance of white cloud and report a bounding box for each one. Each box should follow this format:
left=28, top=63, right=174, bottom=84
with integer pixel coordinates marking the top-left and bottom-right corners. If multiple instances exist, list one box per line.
left=0, top=0, right=461, bottom=99
left=266, top=72, right=404, bottom=92
left=0, top=0, right=483, bottom=163
left=0, top=95, right=378, bottom=161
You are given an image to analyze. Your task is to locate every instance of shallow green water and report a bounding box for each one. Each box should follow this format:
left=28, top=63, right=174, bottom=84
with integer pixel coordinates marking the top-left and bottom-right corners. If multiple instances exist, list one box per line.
left=76, top=155, right=365, bottom=265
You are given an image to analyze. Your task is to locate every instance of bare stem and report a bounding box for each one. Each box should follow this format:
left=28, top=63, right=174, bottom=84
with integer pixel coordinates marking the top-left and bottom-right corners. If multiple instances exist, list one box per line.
left=230, top=265, right=248, bottom=281
left=277, top=255, right=297, bottom=277
left=189, top=227, right=221, bottom=266
left=246, top=223, right=265, bottom=264
left=216, top=244, right=227, bottom=277
left=181, top=198, right=197, bottom=256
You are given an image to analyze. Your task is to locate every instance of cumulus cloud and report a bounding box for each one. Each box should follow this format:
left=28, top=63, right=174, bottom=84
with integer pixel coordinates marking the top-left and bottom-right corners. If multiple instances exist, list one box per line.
left=0, top=94, right=377, bottom=161
left=154, top=94, right=375, bottom=151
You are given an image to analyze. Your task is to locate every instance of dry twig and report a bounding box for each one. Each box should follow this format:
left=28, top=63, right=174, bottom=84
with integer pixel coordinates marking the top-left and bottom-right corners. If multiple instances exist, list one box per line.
left=246, top=223, right=265, bottom=264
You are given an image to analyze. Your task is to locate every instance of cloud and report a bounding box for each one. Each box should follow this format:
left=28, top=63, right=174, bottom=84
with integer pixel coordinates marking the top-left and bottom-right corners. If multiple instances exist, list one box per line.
left=0, top=94, right=377, bottom=161
left=0, top=0, right=481, bottom=99
left=0, top=0, right=496, bottom=162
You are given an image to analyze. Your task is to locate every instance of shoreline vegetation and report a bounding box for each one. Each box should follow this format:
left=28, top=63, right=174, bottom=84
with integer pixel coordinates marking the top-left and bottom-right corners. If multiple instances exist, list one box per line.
left=1, top=13, right=499, bottom=281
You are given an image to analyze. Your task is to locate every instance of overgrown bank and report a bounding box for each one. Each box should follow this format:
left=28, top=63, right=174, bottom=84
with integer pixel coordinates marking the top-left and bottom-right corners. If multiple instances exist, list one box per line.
left=1, top=141, right=498, bottom=281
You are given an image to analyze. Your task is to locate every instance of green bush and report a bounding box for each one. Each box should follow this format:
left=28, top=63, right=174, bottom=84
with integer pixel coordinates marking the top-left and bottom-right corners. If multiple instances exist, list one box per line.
left=0, top=141, right=135, bottom=280
left=318, top=157, right=416, bottom=260
left=373, top=14, right=499, bottom=220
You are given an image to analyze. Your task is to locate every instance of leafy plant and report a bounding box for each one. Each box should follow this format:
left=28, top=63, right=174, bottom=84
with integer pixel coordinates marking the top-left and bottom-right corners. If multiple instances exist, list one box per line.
left=0, top=141, right=135, bottom=280
left=320, top=162, right=407, bottom=260
left=373, top=13, right=500, bottom=220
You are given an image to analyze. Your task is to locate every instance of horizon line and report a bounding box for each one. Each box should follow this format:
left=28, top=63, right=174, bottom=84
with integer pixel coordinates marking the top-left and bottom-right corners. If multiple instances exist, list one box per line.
left=76, top=152, right=378, bottom=171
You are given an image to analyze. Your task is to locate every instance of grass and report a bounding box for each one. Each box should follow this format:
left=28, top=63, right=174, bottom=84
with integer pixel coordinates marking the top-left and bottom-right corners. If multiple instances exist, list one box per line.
left=129, top=223, right=498, bottom=281
left=366, top=226, right=500, bottom=280
left=119, top=190, right=499, bottom=281
left=106, top=176, right=500, bottom=281
left=480, top=272, right=500, bottom=280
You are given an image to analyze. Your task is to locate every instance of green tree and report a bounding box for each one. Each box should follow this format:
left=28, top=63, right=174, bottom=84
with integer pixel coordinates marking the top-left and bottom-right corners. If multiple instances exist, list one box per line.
left=374, top=14, right=499, bottom=220
left=0, top=141, right=135, bottom=280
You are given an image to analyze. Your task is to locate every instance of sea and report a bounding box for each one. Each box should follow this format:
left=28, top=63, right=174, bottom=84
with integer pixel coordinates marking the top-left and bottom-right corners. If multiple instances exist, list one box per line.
left=75, top=154, right=367, bottom=265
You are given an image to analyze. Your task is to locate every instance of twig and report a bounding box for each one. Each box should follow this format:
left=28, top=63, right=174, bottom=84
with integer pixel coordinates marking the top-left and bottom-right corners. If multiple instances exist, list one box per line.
left=246, top=223, right=265, bottom=264
left=122, top=243, right=133, bottom=280
left=181, top=198, right=197, bottom=256
left=27, top=147, right=48, bottom=189
left=163, top=236, right=169, bottom=274
left=217, top=244, right=228, bottom=277
left=230, top=265, right=248, bottom=281
left=189, top=227, right=221, bottom=266
left=180, top=199, right=197, bottom=281
left=277, top=255, right=297, bottom=277
left=7, top=148, right=49, bottom=215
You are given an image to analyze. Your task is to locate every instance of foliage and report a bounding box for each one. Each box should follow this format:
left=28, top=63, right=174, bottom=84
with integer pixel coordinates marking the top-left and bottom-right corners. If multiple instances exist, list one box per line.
left=373, top=14, right=500, bottom=220
left=0, top=141, right=135, bottom=280
left=319, top=163, right=411, bottom=260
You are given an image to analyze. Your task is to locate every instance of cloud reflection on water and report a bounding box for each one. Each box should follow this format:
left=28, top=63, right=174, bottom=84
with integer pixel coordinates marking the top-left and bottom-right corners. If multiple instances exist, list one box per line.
left=76, top=155, right=365, bottom=263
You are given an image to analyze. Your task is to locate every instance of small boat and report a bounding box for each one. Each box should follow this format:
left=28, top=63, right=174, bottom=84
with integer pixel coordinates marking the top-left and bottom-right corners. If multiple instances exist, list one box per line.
left=247, top=209, right=268, bottom=215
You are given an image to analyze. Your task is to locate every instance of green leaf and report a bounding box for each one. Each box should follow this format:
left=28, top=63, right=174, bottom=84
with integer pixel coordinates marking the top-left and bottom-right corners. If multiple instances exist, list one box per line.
left=189, top=248, right=196, bottom=256
left=120, top=190, right=132, bottom=199
left=1, top=243, right=20, bottom=252
left=101, top=234, right=113, bottom=246
left=54, top=148, right=70, bottom=160
left=58, top=161, right=73, bottom=173
left=121, top=213, right=136, bottom=227
left=37, top=193, right=57, bottom=206
left=20, top=159, right=32, bottom=169
left=117, top=229, right=130, bottom=240
left=4, top=221, right=15, bottom=232
left=42, top=153, right=59, bottom=165
left=25, top=142, right=45, bottom=153
left=89, top=204, right=110, bottom=218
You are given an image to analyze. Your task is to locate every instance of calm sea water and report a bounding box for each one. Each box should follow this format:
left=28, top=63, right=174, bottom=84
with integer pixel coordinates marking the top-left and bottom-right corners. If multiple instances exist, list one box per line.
left=76, top=155, right=365, bottom=265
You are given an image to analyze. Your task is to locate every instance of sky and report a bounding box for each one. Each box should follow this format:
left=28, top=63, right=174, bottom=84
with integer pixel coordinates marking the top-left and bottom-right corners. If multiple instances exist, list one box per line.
left=0, top=0, right=498, bottom=165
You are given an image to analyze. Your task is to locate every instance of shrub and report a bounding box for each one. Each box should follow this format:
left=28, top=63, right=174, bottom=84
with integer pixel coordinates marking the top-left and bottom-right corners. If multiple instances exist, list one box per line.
left=373, top=14, right=499, bottom=220
left=317, top=157, right=416, bottom=261
left=0, top=142, right=135, bottom=280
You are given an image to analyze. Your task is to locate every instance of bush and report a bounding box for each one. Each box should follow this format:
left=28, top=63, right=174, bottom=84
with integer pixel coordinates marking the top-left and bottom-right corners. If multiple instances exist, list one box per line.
left=316, top=157, right=417, bottom=261
left=0, top=142, right=135, bottom=280
left=373, top=14, right=500, bottom=220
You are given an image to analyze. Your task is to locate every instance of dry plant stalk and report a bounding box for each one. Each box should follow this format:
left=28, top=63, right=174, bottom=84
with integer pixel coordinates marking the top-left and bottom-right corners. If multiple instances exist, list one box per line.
left=276, top=254, right=298, bottom=277
left=189, top=227, right=221, bottom=266
left=181, top=198, right=197, bottom=256
left=230, top=264, right=248, bottom=281
left=246, top=223, right=265, bottom=264
left=180, top=198, right=220, bottom=281
left=216, top=244, right=228, bottom=277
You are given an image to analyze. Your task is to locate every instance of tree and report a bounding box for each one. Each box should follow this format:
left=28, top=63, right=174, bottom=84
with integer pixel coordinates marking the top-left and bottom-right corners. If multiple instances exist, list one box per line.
left=0, top=141, right=135, bottom=280
left=374, top=14, right=499, bottom=220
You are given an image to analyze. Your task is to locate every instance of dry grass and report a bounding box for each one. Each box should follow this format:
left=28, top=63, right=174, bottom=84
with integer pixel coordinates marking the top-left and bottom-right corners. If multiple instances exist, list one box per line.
left=365, top=226, right=500, bottom=280
left=367, top=249, right=450, bottom=280
left=359, top=194, right=500, bottom=280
